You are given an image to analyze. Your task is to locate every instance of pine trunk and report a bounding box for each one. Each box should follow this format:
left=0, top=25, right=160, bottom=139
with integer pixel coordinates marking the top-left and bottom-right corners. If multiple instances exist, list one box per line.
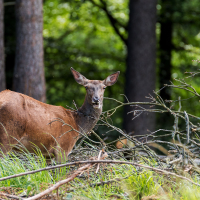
left=123, top=0, right=157, bottom=137
left=159, top=0, right=173, bottom=101
left=13, top=0, right=46, bottom=102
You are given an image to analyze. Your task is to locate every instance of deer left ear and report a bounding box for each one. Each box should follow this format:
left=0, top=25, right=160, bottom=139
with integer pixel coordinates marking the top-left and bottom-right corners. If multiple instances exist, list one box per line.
left=103, top=71, right=120, bottom=86
left=71, top=67, right=88, bottom=86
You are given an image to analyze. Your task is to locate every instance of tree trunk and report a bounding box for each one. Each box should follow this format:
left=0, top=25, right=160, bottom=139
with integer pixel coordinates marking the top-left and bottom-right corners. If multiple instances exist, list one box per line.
left=156, top=0, right=173, bottom=129
left=123, top=0, right=157, bottom=137
left=0, top=0, right=6, bottom=91
left=4, top=1, right=16, bottom=90
left=13, top=0, right=46, bottom=102
left=159, top=0, right=173, bottom=101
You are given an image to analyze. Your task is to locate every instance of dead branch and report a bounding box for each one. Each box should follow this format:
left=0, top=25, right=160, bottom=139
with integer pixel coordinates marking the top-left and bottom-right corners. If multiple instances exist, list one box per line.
left=0, top=192, right=23, bottom=199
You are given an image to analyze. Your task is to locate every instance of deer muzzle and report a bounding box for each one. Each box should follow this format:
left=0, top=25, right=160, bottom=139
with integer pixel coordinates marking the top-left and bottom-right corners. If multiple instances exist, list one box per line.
left=92, top=97, right=101, bottom=109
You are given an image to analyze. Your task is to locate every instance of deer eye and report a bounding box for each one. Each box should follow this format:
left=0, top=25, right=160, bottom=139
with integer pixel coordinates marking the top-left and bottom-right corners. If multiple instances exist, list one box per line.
left=85, top=86, right=88, bottom=90
left=103, top=87, right=106, bottom=89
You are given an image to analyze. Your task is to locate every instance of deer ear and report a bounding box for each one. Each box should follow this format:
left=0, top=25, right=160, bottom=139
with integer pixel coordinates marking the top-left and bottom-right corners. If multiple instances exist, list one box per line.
left=103, top=71, right=120, bottom=86
left=71, top=68, right=88, bottom=86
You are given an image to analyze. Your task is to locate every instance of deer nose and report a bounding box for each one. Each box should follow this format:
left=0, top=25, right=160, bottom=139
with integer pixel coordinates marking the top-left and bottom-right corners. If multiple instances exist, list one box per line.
left=93, top=97, right=99, bottom=103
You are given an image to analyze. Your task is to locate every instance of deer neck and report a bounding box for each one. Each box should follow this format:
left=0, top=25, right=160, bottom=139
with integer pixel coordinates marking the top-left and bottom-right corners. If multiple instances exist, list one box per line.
left=76, top=96, right=102, bottom=134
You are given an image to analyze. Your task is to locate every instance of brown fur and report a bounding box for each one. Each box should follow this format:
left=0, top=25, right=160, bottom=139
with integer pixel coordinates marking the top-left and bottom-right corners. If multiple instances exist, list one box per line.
left=0, top=68, right=120, bottom=161
left=0, top=90, right=79, bottom=161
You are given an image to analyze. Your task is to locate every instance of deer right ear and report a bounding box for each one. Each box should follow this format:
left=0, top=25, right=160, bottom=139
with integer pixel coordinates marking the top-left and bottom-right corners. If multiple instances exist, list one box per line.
left=71, top=68, right=88, bottom=86
left=103, top=71, right=120, bottom=86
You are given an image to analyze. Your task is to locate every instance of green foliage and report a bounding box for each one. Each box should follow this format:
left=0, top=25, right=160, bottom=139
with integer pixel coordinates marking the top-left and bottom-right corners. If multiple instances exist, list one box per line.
left=168, top=182, right=200, bottom=200
left=43, top=0, right=127, bottom=104
left=113, top=164, right=160, bottom=200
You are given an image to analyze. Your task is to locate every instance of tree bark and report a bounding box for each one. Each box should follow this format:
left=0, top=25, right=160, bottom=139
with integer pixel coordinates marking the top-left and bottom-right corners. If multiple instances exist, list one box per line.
left=4, top=1, right=16, bottom=90
left=123, top=0, right=157, bottom=137
left=159, top=0, right=173, bottom=101
left=13, top=0, right=46, bottom=102
left=0, top=0, right=6, bottom=91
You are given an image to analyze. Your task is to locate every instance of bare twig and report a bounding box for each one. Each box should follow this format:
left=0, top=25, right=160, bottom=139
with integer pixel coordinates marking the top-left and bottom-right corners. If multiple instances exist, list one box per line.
left=96, top=150, right=102, bottom=173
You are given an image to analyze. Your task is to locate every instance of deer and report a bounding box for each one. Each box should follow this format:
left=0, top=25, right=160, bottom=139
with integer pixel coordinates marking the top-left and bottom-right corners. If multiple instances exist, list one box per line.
left=0, top=68, right=120, bottom=162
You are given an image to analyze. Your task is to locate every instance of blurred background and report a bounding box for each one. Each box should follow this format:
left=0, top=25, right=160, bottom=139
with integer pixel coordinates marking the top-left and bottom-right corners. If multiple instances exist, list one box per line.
left=1, top=0, right=200, bottom=141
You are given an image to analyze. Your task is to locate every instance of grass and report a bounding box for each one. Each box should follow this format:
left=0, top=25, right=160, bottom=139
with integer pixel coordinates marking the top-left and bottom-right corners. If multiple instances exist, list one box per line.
left=0, top=150, right=51, bottom=196
left=69, top=164, right=200, bottom=200
left=0, top=147, right=70, bottom=197
left=0, top=149, right=200, bottom=199
left=63, top=162, right=200, bottom=200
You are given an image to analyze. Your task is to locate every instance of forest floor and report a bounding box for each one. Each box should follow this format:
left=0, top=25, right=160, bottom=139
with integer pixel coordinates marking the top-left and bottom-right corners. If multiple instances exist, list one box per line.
left=0, top=142, right=200, bottom=200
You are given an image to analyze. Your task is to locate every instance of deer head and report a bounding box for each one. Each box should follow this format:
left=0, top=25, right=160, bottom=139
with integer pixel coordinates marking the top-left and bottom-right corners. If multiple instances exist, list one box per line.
left=71, top=68, right=120, bottom=109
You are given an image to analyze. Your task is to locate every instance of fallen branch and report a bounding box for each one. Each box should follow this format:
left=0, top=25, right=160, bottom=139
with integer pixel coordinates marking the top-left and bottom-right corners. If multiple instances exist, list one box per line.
left=0, top=192, right=23, bottom=199
left=26, top=163, right=92, bottom=200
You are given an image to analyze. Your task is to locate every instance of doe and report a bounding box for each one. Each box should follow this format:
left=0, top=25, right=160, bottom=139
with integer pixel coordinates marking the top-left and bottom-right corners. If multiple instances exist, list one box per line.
left=0, top=68, right=119, bottom=161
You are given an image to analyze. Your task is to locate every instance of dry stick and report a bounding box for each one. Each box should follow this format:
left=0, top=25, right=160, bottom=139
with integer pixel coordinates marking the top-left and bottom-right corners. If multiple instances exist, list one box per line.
left=0, top=160, right=199, bottom=188
left=184, top=111, right=190, bottom=144
left=91, top=130, right=106, bottom=147
left=104, top=97, right=199, bottom=122
left=95, top=150, right=102, bottom=173
left=26, top=163, right=92, bottom=200
left=0, top=192, right=23, bottom=200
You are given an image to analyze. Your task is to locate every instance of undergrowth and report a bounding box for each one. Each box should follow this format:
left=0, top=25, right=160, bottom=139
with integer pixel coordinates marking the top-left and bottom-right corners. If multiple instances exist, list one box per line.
left=0, top=149, right=200, bottom=199
left=0, top=148, right=68, bottom=197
